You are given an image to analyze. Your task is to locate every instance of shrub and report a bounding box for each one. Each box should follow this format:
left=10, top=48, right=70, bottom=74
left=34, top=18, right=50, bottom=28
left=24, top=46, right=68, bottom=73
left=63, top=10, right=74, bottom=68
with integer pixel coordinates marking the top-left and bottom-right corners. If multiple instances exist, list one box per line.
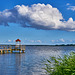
left=43, top=52, right=75, bottom=75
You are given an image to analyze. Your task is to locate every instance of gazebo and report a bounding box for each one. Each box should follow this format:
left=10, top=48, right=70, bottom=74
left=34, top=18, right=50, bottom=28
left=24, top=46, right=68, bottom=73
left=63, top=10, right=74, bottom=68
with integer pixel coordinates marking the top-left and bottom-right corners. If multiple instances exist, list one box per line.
left=15, top=39, right=21, bottom=46
left=16, top=39, right=21, bottom=42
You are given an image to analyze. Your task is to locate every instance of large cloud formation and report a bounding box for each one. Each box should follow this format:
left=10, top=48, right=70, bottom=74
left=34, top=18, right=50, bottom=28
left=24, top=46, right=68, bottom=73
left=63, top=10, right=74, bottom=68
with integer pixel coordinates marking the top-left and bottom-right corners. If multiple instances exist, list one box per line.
left=0, top=3, right=75, bottom=31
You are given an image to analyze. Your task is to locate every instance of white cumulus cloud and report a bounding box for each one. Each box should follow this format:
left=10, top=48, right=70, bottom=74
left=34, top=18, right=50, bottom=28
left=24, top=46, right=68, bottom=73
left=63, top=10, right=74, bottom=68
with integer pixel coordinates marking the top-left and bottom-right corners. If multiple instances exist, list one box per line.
left=8, top=40, right=12, bottom=42
left=51, top=40, right=55, bottom=43
left=0, top=3, right=75, bottom=31
left=36, top=40, right=41, bottom=43
left=59, top=38, right=65, bottom=42
left=51, top=38, right=65, bottom=43
left=66, top=3, right=70, bottom=6
left=67, top=6, right=75, bottom=11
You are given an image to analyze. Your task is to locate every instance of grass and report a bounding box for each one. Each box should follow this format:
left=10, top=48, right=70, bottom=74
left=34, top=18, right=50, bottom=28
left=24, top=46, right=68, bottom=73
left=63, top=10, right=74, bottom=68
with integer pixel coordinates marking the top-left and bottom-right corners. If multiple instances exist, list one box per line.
left=43, top=52, right=75, bottom=75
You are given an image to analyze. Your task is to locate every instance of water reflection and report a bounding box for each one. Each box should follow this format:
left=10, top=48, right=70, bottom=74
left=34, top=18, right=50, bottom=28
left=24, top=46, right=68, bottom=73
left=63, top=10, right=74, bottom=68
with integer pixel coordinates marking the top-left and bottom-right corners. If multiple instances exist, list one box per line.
left=0, top=46, right=75, bottom=75
left=0, top=53, right=25, bottom=75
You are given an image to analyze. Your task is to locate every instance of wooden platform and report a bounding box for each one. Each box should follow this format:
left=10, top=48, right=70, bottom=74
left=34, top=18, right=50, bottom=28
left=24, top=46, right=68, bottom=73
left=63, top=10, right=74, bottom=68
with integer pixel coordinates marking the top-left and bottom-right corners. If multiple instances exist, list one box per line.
left=0, top=45, right=25, bottom=54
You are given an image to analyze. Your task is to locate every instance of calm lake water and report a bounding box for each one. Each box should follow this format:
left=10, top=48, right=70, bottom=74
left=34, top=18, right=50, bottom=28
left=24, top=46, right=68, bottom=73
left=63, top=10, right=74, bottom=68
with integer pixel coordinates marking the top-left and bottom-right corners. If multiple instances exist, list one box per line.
left=0, top=46, right=75, bottom=75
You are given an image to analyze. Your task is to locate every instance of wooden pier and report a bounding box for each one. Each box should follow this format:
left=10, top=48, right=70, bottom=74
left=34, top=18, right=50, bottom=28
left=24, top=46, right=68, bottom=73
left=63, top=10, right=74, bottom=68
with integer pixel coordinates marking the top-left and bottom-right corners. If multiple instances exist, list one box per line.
left=0, top=45, right=25, bottom=54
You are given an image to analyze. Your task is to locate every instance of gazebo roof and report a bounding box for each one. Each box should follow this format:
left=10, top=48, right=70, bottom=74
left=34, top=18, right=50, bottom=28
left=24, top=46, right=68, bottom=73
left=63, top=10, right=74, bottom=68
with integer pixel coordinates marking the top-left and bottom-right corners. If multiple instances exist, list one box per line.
left=16, top=39, right=21, bottom=42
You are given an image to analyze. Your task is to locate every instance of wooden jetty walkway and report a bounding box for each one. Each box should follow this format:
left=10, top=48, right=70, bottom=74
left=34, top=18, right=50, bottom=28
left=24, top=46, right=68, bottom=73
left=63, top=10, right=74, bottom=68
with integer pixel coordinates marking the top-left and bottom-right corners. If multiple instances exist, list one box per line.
left=0, top=45, right=25, bottom=54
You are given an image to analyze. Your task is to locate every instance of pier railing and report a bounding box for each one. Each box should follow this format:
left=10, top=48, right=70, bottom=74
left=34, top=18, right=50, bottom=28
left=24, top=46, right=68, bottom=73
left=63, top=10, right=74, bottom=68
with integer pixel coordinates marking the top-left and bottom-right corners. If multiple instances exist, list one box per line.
left=0, top=45, right=25, bottom=54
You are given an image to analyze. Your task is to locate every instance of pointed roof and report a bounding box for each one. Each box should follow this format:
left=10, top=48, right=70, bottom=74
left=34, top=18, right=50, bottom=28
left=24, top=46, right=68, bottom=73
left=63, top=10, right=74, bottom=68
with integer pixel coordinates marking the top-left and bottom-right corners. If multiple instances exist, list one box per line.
left=16, top=39, right=21, bottom=42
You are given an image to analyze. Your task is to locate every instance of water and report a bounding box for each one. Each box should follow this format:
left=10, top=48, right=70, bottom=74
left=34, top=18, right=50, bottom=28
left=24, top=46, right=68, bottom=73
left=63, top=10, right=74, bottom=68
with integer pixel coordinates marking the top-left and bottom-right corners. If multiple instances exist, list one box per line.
left=0, top=46, right=75, bottom=75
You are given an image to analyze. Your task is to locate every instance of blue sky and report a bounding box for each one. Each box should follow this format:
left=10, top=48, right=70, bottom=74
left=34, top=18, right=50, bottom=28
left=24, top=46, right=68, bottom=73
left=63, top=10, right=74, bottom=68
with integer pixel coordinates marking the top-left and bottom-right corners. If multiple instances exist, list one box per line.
left=0, top=0, right=75, bottom=45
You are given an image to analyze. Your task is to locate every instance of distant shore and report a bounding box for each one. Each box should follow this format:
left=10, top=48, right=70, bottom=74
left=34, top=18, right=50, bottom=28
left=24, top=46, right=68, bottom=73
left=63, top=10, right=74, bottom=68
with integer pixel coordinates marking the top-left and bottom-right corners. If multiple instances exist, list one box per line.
left=0, top=44, right=75, bottom=46
left=25, top=44, right=75, bottom=46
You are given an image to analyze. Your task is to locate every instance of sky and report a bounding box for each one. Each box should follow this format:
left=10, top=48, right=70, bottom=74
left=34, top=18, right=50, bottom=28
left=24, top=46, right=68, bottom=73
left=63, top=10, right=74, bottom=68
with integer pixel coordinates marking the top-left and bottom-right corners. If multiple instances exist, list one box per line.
left=0, top=0, right=75, bottom=45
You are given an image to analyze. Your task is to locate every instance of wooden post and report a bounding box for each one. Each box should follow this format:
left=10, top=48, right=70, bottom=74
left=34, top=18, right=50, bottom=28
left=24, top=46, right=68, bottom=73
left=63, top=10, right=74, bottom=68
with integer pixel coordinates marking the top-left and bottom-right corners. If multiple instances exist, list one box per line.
left=22, top=50, right=25, bottom=53
left=1, top=46, right=2, bottom=54
left=6, top=45, right=7, bottom=50
left=0, top=50, right=3, bottom=54
left=19, top=50, right=21, bottom=53
left=7, top=50, right=9, bottom=53
left=3, top=50, right=5, bottom=54
left=10, top=45, right=12, bottom=52
left=10, top=49, right=13, bottom=53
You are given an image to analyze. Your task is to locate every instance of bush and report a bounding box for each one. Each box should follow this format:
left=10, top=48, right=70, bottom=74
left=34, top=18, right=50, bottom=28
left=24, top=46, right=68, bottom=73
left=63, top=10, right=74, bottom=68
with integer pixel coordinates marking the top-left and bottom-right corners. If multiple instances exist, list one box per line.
left=43, top=52, right=75, bottom=75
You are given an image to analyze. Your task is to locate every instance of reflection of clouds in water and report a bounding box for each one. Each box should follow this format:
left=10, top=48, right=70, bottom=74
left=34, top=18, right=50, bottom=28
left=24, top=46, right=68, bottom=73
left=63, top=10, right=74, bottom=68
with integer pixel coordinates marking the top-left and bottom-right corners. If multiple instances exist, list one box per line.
left=28, top=46, right=63, bottom=59
left=25, top=46, right=63, bottom=75
left=25, top=46, right=75, bottom=75
left=21, top=64, right=46, bottom=75
left=35, top=49, right=62, bottom=58
left=31, top=46, right=75, bottom=59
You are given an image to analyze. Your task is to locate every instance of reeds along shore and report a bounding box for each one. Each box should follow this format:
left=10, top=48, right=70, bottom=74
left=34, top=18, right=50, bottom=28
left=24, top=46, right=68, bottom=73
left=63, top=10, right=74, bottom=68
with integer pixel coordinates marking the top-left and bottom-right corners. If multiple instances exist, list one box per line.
left=0, top=45, right=25, bottom=54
